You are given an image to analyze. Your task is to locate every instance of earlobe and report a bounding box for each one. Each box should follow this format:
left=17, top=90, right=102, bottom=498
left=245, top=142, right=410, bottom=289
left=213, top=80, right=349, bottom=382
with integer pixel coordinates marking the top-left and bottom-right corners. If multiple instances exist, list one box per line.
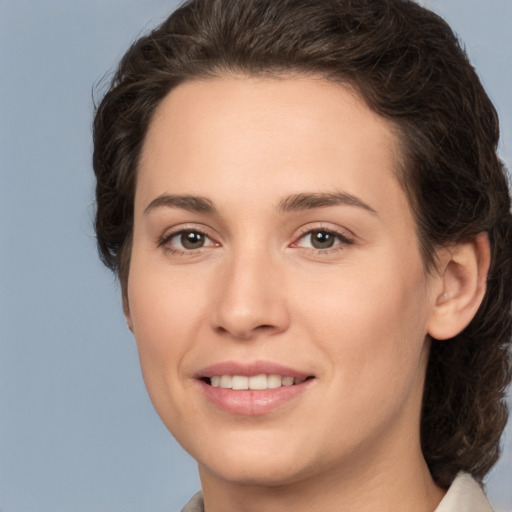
left=427, top=232, right=490, bottom=340
left=123, top=293, right=134, bottom=333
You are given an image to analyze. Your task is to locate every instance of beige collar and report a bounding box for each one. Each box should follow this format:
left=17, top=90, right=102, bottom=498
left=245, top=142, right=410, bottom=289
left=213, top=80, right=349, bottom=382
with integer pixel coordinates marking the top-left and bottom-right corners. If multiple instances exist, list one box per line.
left=434, top=473, right=493, bottom=512
left=181, top=472, right=493, bottom=512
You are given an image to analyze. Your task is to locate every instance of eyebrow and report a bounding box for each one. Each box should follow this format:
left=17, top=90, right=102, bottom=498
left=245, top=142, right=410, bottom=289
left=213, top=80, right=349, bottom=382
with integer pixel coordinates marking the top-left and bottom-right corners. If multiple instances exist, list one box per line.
left=144, top=194, right=216, bottom=215
left=277, top=192, right=377, bottom=215
left=143, top=191, right=377, bottom=216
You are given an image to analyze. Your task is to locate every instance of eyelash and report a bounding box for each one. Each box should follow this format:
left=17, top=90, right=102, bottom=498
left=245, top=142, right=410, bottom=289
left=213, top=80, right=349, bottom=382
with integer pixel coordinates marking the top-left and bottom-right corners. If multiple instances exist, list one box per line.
left=292, top=227, right=355, bottom=254
left=158, top=226, right=354, bottom=256
left=158, top=227, right=218, bottom=256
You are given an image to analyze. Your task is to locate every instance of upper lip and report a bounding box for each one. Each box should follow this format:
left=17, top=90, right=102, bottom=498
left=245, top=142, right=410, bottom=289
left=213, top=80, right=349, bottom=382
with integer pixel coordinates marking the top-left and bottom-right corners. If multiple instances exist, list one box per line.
left=195, top=361, right=313, bottom=379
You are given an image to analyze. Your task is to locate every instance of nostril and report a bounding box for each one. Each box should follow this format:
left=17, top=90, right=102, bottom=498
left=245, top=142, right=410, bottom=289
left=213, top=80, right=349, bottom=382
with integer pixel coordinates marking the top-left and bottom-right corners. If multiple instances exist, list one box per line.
left=256, top=324, right=274, bottom=331
left=213, top=323, right=275, bottom=340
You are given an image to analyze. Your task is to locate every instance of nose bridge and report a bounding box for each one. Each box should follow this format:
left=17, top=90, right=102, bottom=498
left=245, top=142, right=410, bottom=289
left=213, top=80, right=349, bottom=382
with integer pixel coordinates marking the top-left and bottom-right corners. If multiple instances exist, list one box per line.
left=212, top=241, right=289, bottom=339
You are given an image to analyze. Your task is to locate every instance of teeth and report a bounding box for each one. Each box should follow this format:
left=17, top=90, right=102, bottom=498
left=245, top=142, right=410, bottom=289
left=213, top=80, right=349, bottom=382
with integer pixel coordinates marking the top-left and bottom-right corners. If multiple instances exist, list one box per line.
left=219, top=375, right=232, bottom=389
left=209, top=374, right=307, bottom=390
left=267, top=374, right=282, bottom=388
left=249, top=374, right=268, bottom=390
left=282, top=376, right=294, bottom=386
left=232, top=376, right=249, bottom=390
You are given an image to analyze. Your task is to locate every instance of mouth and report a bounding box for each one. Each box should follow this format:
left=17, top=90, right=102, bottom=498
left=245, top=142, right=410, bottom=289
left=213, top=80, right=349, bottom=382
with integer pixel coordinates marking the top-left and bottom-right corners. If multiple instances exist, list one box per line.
left=196, top=363, right=315, bottom=415
left=202, top=374, right=313, bottom=390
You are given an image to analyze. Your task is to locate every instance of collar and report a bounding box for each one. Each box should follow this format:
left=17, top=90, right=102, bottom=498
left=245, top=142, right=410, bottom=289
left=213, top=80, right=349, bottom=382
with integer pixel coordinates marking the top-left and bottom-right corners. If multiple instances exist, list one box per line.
left=434, top=472, right=493, bottom=512
left=181, top=472, right=493, bottom=512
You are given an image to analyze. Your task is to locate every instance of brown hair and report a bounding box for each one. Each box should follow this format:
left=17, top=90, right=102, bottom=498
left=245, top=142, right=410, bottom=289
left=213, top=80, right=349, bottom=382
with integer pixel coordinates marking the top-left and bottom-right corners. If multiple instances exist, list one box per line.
left=93, top=0, right=512, bottom=487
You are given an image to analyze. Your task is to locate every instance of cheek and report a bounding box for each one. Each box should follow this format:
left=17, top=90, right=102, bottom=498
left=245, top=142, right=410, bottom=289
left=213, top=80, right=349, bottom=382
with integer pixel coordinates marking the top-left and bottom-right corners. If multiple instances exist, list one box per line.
left=126, top=262, right=213, bottom=435
left=126, top=258, right=204, bottom=389
left=128, top=258, right=206, bottom=339
left=300, top=255, right=428, bottom=331
left=292, top=262, right=431, bottom=451
left=295, top=256, right=431, bottom=387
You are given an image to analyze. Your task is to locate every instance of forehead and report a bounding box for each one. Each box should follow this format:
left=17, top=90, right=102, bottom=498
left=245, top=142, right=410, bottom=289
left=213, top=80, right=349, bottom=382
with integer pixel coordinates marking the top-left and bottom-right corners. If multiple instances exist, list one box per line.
left=142, top=74, right=399, bottom=162
left=137, top=75, right=410, bottom=224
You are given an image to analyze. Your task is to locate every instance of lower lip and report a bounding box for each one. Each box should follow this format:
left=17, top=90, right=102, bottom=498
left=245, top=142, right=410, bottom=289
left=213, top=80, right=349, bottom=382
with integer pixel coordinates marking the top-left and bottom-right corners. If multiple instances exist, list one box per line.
left=199, top=379, right=314, bottom=416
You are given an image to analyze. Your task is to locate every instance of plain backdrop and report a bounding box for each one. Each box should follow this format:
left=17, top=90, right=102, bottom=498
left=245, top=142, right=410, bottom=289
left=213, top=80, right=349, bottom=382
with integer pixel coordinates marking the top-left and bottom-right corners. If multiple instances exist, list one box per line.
left=1, top=1, right=511, bottom=511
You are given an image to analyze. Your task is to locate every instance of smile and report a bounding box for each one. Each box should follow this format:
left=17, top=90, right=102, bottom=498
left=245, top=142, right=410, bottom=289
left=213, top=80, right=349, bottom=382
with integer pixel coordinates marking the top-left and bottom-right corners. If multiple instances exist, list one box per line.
left=197, top=363, right=315, bottom=415
left=209, top=374, right=308, bottom=390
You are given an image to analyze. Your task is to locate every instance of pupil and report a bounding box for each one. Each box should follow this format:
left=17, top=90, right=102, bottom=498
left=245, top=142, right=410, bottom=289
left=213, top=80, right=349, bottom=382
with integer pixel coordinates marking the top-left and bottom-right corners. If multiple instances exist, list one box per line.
left=181, top=231, right=205, bottom=249
left=312, top=230, right=335, bottom=249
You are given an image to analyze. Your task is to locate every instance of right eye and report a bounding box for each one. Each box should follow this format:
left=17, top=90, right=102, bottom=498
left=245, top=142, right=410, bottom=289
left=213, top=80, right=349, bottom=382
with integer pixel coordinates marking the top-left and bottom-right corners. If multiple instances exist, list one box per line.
left=162, top=229, right=218, bottom=252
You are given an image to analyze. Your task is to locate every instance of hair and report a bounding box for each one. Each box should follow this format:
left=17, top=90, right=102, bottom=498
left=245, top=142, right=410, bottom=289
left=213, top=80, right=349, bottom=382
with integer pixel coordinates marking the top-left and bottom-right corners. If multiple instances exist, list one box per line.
left=93, top=0, right=512, bottom=488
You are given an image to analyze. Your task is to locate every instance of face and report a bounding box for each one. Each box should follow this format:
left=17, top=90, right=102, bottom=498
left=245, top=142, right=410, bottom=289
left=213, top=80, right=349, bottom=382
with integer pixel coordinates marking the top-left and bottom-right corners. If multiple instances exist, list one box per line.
left=126, top=76, right=441, bottom=487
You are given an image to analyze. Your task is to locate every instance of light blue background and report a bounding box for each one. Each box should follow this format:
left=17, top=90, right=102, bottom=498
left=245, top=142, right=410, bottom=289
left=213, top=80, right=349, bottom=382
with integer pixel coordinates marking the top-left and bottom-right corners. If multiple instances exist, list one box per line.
left=0, top=1, right=510, bottom=511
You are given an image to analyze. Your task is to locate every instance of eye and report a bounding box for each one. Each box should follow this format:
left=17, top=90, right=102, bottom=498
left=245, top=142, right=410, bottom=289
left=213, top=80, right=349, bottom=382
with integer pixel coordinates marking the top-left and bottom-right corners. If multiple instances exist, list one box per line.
left=163, top=229, right=217, bottom=252
left=294, top=228, right=353, bottom=250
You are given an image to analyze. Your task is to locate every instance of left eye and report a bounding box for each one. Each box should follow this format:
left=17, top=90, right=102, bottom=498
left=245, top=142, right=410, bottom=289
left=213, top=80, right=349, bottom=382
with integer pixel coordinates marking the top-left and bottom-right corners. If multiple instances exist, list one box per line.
left=295, top=229, right=350, bottom=250
left=166, top=230, right=215, bottom=250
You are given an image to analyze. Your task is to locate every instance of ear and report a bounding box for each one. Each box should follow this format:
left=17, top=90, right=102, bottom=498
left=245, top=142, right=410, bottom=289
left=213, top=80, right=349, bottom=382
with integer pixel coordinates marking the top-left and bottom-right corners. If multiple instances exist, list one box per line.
left=122, top=291, right=134, bottom=333
left=427, top=232, right=490, bottom=340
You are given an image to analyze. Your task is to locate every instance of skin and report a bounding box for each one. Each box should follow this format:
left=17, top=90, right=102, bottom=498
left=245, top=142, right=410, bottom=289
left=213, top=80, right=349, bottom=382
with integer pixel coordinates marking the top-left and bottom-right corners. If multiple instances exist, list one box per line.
left=125, top=76, right=488, bottom=511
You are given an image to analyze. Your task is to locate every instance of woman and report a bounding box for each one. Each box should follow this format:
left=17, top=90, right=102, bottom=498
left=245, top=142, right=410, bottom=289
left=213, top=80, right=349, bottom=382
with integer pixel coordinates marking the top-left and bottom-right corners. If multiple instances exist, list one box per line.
left=92, top=0, right=512, bottom=510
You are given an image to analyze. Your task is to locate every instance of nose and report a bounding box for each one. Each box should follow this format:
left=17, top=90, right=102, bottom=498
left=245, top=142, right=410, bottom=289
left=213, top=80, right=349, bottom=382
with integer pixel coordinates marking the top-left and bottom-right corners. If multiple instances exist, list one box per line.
left=211, top=250, right=290, bottom=340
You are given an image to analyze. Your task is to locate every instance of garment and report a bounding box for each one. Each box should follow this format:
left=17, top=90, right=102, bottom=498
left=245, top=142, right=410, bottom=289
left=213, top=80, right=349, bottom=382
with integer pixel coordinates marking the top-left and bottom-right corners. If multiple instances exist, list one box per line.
left=181, top=491, right=204, bottom=512
left=180, top=472, right=493, bottom=512
left=435, top=473, right=493, bottom=512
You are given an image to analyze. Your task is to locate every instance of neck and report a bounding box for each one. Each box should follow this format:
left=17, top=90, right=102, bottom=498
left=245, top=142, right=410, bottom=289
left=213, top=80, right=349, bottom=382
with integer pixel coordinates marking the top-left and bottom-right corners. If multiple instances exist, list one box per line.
left=198, top=437, right=445, bottom=512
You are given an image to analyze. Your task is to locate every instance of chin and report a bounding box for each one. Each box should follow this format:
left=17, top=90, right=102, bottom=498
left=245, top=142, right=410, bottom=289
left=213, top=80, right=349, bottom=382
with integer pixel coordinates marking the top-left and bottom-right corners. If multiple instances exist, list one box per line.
left=203, top=457, right=311, bottom=488
left=193, top=432, right=320, bottom=487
